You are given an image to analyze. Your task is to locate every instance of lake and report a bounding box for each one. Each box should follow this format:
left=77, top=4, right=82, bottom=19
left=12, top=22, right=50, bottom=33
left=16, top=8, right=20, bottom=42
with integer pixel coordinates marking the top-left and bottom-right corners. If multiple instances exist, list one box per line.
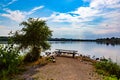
left=47, top=41, right=120, bottom=63
left=0, top=41, right=120, bottom=63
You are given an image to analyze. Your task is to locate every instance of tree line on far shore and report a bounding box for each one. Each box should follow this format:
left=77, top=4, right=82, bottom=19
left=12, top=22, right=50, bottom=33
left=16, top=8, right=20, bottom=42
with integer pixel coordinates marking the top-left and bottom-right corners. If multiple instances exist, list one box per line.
left=0, top=36, right=9, bottom=41
left=1, top=36, right=120, bottom=44
left=96, top=37, right=120, bottom=45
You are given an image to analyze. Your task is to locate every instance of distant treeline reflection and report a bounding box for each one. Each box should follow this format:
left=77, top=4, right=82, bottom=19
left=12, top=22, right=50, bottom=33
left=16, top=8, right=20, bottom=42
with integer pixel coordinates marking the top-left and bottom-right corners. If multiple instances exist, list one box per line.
left=0, top=36, right=9, bottom=41
left=96, top=37, right=120, bottom=46
left=0, top=36, right=120, bottom=45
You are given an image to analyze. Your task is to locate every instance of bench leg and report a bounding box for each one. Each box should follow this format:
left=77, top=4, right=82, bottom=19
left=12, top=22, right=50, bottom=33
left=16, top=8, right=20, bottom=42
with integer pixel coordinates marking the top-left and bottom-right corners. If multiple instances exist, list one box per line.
left=73, top=54, right=75, bottom=58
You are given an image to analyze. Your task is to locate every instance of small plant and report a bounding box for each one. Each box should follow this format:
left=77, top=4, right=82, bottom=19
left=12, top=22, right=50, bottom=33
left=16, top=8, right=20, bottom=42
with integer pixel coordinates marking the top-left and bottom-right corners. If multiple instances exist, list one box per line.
left=104, top=75, right=118, bottom=80
left=94, top=59, right=120, bottom=79
left=46, top=56, right=55, bottom=63
left=0, top=44, right=23, bottom=79
left=95, top=69, right=106, bottom=75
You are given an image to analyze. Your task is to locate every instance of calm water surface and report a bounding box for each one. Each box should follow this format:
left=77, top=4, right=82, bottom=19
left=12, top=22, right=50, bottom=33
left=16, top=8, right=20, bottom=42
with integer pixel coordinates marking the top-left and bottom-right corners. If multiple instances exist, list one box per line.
left=48, top=41, right=120, bottom=63
left=0, top=41, right=120, bottom=63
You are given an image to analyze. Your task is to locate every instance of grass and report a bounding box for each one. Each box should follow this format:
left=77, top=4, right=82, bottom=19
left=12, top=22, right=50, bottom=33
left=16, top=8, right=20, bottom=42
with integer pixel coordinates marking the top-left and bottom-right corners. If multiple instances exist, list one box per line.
left=14, top=57, right=50, bottom=80
left=0, top=44, right=24, bottom=80
left=104, top=76, right=118, bottom=80
left=0, top=44, right=49, bottom=80
left=94, top=59, right=120, bottom=80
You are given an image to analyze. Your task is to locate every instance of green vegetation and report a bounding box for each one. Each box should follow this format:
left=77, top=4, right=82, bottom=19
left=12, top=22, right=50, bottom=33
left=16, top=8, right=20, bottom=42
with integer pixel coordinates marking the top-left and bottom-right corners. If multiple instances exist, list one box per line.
left=94, top=59, right=120, bottom=80
left=0, top=18, right=52, bottom=79
left=104, top=76, right=118, bottom=80
left=11, top=18, right=52, bottom=62
left=0, top=44, right=23, bottom=80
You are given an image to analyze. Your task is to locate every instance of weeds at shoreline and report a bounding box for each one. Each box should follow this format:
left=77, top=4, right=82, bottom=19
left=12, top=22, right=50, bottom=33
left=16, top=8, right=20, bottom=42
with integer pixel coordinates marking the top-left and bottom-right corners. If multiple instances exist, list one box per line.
left=0, top=44, right=23, bottom=80
left=94, top=59, right=120, bottom=80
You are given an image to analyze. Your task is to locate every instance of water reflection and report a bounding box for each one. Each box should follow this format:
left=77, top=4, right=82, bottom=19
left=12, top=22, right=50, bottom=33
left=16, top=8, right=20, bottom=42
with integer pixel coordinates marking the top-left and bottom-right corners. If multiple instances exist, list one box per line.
left=92, top=47, right=120, bottom=62
left=0, top=41, right=120, bottom=63
left=0, top=41, right=8, bottom=44
left=49, top=41, right=76, bottom=44
left=96, top=42, right=120, bottom=46
left=49, top=41, right=120, bottom=63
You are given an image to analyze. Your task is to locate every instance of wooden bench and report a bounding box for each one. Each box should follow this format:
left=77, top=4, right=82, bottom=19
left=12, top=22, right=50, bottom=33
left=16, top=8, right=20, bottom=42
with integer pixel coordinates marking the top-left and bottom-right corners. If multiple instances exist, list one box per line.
left=55, top=49, right=78, bottom=58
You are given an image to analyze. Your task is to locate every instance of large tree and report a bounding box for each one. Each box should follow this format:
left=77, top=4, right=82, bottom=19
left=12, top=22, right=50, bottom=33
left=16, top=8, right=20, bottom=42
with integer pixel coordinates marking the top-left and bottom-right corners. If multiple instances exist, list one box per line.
left=12, top=18, right=52, bottom=62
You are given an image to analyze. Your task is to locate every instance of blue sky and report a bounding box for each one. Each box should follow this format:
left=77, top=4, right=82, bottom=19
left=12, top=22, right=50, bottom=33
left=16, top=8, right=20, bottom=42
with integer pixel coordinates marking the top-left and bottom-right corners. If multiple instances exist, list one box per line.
left=0, top=0, right=120, bottom=39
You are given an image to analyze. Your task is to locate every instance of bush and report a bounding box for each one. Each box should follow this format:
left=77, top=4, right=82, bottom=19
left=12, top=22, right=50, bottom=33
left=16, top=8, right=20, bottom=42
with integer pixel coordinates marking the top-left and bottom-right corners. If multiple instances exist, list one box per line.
left=24, top=47, right=40, bottom=62
left=94, top=60, right=120, bottom=79
left=104, top=75, right=118, bottom=80
left=0, top=44, right=22, bottom=79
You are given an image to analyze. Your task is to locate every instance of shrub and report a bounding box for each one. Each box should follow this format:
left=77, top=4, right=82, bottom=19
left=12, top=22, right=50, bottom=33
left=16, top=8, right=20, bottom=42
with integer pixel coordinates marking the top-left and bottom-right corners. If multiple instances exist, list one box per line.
left=94, top=60, right=120, bottom=79
left=104, top=75, right=118, bottom=80
left=0, top=44, right=22, bottom=79
left=24, top=47, right=40, bottom=62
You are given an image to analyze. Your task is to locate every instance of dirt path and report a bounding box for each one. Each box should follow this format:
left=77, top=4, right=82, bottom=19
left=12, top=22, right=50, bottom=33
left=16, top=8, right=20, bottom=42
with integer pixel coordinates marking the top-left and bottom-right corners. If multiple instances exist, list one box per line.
left=17, top=57, right=103, bottom=80
left=32, top=57, right=103, bottom=80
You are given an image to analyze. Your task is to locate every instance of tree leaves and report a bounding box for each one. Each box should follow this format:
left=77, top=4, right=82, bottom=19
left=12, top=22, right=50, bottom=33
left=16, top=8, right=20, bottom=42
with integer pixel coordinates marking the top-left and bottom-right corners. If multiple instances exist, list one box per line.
left=11, top=18, right=52, bottom=61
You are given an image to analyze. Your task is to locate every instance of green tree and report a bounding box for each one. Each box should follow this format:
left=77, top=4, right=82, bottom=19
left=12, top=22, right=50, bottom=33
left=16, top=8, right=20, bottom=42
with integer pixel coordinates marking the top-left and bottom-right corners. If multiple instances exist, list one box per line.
left=12, top=18, right=52, bottom=62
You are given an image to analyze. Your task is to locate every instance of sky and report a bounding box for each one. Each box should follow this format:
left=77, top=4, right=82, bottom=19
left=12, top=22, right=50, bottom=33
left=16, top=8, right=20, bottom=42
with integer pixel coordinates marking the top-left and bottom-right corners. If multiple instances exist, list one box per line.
left=0, top=0, right=120, bottom=39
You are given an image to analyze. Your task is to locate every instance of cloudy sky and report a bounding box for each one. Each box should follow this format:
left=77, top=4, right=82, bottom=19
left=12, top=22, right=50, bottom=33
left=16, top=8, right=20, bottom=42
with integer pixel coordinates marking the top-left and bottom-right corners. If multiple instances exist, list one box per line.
left=0, top=0, right=120, bottom=39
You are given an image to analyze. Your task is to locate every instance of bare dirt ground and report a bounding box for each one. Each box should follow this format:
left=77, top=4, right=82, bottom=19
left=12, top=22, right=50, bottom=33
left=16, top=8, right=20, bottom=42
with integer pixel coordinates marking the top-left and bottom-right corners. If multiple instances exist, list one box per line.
left=17, top=56, right=103, bottom=80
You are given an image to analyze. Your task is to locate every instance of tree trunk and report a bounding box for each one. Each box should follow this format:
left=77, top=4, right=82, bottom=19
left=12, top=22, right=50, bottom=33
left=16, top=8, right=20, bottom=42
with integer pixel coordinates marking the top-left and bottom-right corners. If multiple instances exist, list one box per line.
left=24, top=47, right=41, bottom=62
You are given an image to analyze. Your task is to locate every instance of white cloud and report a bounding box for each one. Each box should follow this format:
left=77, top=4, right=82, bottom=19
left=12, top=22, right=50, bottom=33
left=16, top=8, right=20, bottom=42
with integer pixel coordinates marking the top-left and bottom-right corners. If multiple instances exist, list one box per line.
left=1, top=9, right=25, bottom=22
left=51, top=27, right=84, bottom=38
left=90, top=0, right=120, bottom=9
left=103, top=10, right=120, bottom=21
left=1, top=0, right=17, bottom=7
left=92, top=10, right=120, bottom=34
left=92, top=28, right=119, bottom=34
left=48, top=12, right=78, bottom=22
left=86, top=19, right=120, bottom=35
left=71, top=7, right=100, bottom=18
left=27, top=6, right=44, bottom=15
left=1, top=5, right=44, bottom=22
left=0, top=25, right=11, bottom=36
left=41, top=10, right=95, bottom=23
left=7, top=0, right=17, bottom=6
left=45, top=0, right=120, bottom=24
left=1, top=0, right=120, bottom=38
left=90, top=0, right=106, bottom=9
left=42, top=0, right=120, bottom=37
left=41, top=5, right=100, bottom=24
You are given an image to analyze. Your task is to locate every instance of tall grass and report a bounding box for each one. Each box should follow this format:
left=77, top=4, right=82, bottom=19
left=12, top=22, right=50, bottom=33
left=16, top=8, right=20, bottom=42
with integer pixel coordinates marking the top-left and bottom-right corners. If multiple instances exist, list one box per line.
left=94, top=59, right=120, bottom=79
left=104, top=75, right=118, bottom=80
left=0, top=44, right=23, bottom=80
